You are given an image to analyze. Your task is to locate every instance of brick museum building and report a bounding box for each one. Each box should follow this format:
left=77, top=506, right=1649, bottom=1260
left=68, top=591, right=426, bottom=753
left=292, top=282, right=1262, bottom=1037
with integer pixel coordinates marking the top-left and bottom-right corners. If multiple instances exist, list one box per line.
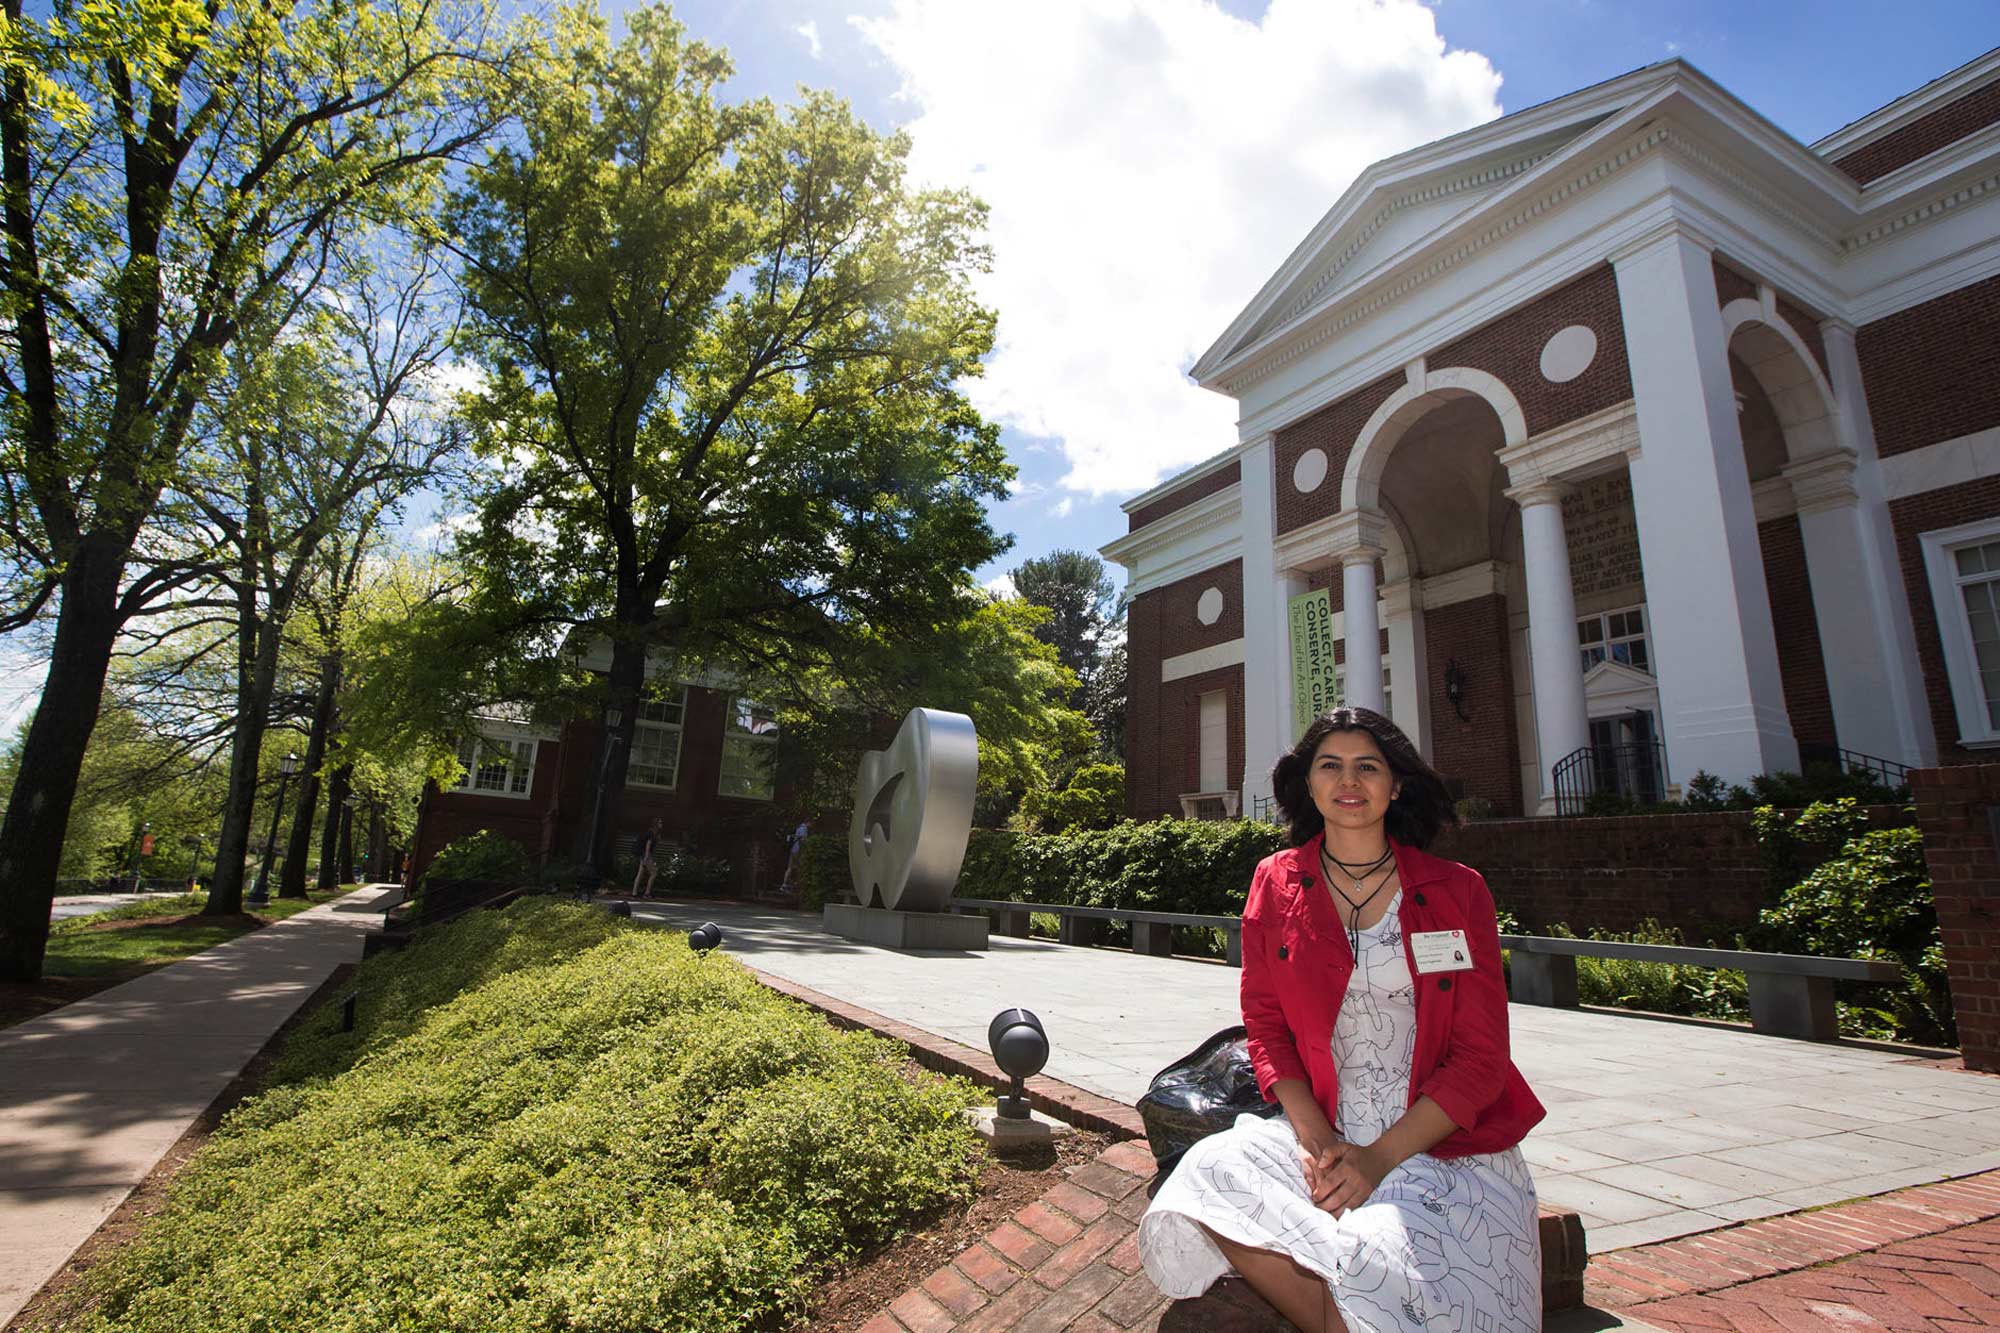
left=1105, top=48, right=2000, bottom=822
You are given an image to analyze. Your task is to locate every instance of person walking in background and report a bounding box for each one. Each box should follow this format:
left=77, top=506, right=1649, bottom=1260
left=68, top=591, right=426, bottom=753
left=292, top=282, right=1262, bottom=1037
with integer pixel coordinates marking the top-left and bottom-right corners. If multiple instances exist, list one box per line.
left=631, top=819, right=663, bottom=899
left=781, top=818, right=811, bottom=894
left=1138, top=706, right=1546, bottom=1332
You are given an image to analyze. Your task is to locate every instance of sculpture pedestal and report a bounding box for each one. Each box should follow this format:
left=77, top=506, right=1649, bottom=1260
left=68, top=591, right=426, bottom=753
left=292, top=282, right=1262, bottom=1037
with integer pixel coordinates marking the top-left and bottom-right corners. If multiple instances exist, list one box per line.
left=823, top=903, right=990, bottom=951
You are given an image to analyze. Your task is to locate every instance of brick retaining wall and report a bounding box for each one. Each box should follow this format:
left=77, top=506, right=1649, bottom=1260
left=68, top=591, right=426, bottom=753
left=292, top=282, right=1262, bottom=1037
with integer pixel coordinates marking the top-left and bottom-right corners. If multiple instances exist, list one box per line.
left=1437, top=805, right=1911, bottom=938
left=1909, top=765, right=2000, bottom=1072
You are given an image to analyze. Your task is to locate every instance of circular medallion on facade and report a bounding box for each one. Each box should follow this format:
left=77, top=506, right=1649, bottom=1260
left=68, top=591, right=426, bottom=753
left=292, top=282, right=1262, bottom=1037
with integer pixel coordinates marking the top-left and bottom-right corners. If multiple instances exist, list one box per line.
left=1539, top=324, right=1598, bottom=383
left=1196, top=587, right=1225, bottom=625
left=1292, top=447, right=1329, bottom=493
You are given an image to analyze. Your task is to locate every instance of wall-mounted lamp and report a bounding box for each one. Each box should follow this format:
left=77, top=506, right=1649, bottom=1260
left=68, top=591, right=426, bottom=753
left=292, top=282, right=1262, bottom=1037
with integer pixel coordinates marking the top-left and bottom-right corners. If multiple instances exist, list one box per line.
left=1445, top=658, right=1471, bottom=723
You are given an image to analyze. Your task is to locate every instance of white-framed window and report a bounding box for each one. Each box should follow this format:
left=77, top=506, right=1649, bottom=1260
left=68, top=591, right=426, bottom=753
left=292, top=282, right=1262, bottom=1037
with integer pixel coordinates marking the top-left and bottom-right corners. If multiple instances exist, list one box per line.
left=451, top=735, right=536, bottom=799
left=1579, top=605, right=1650, bottom=673
left=1197, top=690, right=1227, bottom=792
left=626, top=690, right=688, bottom=789
left=1922, top=518, right=2000, bottom=745
left=717, top=697, right=779, bottom=801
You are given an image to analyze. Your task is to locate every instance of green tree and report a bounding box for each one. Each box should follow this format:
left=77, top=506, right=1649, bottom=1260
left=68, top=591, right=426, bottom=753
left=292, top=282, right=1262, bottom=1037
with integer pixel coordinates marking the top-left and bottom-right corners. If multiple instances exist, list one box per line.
left=0, top=0, right=514, bottom=979
left=1012, top=550, right=1115, bottom=691
left=446, top=5, right=1011, bottom=874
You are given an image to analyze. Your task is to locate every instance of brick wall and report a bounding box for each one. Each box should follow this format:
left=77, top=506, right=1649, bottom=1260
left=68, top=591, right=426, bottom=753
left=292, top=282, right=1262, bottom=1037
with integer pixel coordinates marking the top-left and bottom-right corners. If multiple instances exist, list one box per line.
left=1757, top=513, right=1838, bottom=749
left=1124, top=561, right=1247, bottom=818
left=1908, top=764, right=2000, bottom=1071
left=1430, top=265, right=1633, bottom=438
left=1126, top=460, right=1240, bottom=532
left=1831, top=78, right=2000, bottom=185
left=1713, top=257, right=1828, bottom=375
left=1857, top=271, right=2000, bottom=458
left=1425, top=593, right=1524, bottom=816
left=1437, top=804, right=1914, bottom=938
left=1714, top=258, right=1757, bottom=307
left=1125, top=592, right=1164, bottom=820
left=1275, top=372, right=1402, bottom=536
left=411, top=688, right=797, bottom=893
left=1890, top=474, right=2000, bottom=762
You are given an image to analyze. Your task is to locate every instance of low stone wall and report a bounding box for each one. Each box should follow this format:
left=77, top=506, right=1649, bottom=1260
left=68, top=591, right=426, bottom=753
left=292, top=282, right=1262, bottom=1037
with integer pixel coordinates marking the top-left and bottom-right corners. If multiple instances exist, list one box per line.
left=1909, top=765, right=2000, bottom=1073
left=1436, top=805, right=1911, bottom=939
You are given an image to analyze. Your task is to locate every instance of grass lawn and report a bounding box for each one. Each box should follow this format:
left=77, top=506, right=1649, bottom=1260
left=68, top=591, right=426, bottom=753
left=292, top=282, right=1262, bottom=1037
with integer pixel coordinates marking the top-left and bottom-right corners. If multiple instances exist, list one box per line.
left=0, top=888, right=352, bottom=1029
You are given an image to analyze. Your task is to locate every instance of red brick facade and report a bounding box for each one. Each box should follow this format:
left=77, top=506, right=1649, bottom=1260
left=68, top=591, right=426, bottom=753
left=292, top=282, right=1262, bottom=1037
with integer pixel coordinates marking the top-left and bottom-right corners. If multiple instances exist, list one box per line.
left=1756, top=514, right=1838, bottom=750
left=1124, top=561, right=1248, bottom=819
left=1126, top=460, right=1240, bottom=532
left=1713, top=258, right=1828, bottom=375
left=1856, top=271, right=2000, bottom=459
left=1908, top=764, right=2000, bottom=1071
left=1890, top=474, right=2000, bottom=763
left=1274, top=372, right=1401, bottom=536
left=1424, top=593, right=1524, bottom=817
left=1832, top=77, right=2000, bottom=185
left=411, top=685, right=797, bottom=891
left=1430, top=265, right=1633, bottom=438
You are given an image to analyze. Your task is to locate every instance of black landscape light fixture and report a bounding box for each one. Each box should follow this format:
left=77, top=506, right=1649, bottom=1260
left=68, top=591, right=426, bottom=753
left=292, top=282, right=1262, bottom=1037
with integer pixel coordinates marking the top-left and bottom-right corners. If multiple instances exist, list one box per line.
left=688, top=921, right=723, bottom=956
left=1445, top=658, right=1471, bottom=723
left=577, top=707, right=623, bottom=900
left=247, top=752, right=300, bottom=908
left=987, top=1008, right=1048, bottom=1120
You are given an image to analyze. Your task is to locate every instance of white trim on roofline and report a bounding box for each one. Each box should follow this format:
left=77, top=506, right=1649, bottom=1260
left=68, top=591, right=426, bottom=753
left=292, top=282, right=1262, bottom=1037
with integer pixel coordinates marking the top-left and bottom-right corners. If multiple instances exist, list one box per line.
left=1811, top=47, right=2000, bottom=159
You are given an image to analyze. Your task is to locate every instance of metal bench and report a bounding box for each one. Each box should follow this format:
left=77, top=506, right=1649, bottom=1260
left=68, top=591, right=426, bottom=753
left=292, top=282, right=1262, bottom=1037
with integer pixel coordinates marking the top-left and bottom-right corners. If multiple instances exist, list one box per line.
left=1498, top=934, right=1903, bottom=1041
left=950, top=897, right=1243, bottom=966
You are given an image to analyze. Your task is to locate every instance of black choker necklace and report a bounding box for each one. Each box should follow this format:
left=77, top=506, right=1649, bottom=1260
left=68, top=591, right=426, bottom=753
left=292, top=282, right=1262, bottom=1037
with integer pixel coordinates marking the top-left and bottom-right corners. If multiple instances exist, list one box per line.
left=1320, top=842, right=1396, bottom=961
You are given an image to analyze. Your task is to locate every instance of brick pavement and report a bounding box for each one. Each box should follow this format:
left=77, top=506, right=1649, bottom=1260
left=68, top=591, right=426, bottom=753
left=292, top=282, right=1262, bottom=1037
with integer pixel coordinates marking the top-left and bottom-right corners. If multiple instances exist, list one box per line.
left=1591, top=1170, right=2000, bottom=1331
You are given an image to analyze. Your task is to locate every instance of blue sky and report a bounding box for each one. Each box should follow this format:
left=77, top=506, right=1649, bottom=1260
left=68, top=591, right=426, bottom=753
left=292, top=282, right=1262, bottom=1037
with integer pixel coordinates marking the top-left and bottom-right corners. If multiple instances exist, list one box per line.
left=619, top=0, right=1994, bottom=597
left=3, top=3, right=1993, bottom=735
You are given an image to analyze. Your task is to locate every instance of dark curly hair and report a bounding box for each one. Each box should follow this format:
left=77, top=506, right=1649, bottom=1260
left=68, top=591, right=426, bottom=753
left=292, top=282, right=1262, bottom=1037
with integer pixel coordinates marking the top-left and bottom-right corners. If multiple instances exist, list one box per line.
left=1271, top=706, right=1457, bottom=850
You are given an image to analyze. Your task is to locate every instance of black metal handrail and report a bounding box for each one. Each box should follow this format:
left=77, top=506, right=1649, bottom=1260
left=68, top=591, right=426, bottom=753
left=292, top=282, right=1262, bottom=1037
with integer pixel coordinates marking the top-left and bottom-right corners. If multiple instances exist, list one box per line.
left=1797, top=742, right=1909, bottom=788
left=1552, top=740, right=1668, bottom=816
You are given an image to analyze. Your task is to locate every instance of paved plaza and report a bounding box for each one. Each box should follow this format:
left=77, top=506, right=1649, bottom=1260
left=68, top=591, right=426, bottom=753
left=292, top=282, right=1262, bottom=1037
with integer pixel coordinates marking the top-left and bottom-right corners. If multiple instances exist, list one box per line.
left=635, top=900, right=2000, bottom=1253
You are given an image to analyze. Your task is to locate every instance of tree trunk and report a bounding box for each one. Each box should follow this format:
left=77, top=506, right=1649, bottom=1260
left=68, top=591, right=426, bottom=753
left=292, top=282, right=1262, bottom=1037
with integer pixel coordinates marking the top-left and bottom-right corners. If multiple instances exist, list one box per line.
left=279, top=656, right=340, bottom=897
left=204, top=574, right=285, bottom=914
left=336, top=801, right=355, bottom=884
left=0, top=538, right=127, bottom=981
left=577, top=632, right=646, bottom=872
left=317, top=759, right=351, bottom=893
left=367, top=808, right=388, bottom=883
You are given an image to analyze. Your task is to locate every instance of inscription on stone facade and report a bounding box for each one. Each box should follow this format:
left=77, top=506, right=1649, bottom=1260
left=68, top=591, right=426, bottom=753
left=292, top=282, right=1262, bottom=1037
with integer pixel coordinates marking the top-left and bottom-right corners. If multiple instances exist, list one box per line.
left=1562, top=472, right=1645, bottom=600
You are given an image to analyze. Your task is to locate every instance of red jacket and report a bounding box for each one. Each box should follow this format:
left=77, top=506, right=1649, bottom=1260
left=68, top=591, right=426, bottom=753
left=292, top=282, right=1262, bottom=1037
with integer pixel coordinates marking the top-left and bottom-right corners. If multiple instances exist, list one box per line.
left=1240, top=835, right=1544, bottom=1159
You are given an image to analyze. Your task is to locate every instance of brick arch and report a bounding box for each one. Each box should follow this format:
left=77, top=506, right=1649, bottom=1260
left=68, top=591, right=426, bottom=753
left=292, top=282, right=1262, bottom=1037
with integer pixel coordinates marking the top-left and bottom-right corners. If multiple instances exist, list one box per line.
left=1721, top=296, right=1843, bottom=462
left=1341, top=365, right=1529, bottom=513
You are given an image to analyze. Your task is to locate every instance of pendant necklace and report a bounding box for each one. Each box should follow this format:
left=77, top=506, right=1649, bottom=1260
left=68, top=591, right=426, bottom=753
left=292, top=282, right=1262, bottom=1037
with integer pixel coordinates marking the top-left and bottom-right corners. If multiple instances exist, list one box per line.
left=1320, top=842, right=1395, bottom=962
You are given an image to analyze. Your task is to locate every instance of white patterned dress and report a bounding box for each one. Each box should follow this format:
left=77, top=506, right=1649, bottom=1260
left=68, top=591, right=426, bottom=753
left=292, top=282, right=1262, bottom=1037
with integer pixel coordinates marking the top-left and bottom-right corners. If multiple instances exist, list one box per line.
left=1138, top=891, right=1543, bottom=1331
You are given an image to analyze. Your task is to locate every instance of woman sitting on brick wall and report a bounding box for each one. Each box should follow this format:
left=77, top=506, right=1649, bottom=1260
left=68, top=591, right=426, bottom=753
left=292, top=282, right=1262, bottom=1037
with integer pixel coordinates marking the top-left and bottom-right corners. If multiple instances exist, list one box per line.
left=1138, top=706, right=1546, bottom=1332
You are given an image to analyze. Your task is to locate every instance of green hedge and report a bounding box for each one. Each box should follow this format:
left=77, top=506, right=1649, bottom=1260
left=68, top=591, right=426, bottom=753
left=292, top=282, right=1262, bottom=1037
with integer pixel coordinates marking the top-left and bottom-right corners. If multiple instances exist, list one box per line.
left=81, top=899, right=983, bottom=1332
left=796, top=818, right=1285, bottom=939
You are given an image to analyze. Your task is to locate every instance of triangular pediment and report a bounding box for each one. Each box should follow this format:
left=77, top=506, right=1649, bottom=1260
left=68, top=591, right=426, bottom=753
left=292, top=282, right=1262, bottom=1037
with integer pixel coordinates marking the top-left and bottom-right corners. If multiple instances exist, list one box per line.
left=1583, top=658, right=1656, bottom=693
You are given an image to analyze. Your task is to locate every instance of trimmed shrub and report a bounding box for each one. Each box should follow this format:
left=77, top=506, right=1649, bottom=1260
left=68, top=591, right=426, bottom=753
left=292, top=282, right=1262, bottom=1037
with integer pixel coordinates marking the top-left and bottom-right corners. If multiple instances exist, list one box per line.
left=80, top=900, right=983, bottom=1332
left=1018, top=763, right=1125, bottom=833
left=796, top=831, right=852, bottom=910
left=420, top=829, right=531, bottom=888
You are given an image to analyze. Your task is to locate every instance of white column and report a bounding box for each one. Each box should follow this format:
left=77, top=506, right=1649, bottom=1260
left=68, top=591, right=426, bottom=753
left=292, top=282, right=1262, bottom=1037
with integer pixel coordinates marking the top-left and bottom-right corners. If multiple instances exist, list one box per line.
left=1340, top=553, right=1385, bottom=711
left=1819, top=322, right=1936, bottom=765
left=1613, top=225, right=1799, bottom=785
left=1237, top=435, right=1292, bottom=812
left=1508, top=481, right=1591, bottom=812
left=1381, top=579, right=1432, bottom=759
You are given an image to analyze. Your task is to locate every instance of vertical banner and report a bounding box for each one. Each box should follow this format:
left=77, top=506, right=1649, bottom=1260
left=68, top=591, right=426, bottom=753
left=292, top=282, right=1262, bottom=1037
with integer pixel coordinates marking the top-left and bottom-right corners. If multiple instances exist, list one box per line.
left=1288, top=588, right=1340, bottom=738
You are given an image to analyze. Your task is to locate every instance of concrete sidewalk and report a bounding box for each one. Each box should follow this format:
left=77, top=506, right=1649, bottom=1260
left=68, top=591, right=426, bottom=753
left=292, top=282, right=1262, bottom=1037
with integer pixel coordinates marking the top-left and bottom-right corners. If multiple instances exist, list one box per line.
left=633, top=900, right=2000, bottom=1253
left=0, top=888, right=393, bottom=1325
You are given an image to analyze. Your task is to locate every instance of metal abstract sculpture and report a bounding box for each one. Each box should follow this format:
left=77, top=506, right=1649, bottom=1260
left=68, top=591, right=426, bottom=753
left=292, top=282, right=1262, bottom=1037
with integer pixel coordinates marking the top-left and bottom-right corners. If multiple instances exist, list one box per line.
left=849, top=707, right=978, bottom=912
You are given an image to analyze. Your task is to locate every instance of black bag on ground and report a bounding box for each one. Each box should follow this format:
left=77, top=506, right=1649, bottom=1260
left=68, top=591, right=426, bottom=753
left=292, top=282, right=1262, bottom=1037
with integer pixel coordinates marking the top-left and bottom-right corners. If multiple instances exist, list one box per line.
left=1135, top=1025, right=1281, bottom=1176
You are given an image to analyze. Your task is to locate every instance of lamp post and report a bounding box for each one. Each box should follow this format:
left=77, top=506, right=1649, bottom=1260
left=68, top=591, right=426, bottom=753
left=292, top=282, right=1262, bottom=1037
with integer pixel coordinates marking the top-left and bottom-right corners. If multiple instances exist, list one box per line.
left=577, top=707, right=622, bottom=899
left=181, top=833, right=205, bottom=894
left=247, top=752, right=300, bottom=908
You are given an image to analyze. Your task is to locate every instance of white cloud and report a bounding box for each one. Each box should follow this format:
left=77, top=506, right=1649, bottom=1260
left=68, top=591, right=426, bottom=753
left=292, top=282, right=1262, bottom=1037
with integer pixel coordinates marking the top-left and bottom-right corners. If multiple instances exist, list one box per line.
left=795, top=20, right=823, bottom=59
left=1050, top=496, right=1075, bottom=520
left=984, top=572, right=1017, bottom=598
left=853, top=0, right=1503, bottom=497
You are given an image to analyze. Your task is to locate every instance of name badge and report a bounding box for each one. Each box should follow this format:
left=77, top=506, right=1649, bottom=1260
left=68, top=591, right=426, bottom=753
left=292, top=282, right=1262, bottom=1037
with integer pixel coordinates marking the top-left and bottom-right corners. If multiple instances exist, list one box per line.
left=1410, top=930, right=1474, bottom=974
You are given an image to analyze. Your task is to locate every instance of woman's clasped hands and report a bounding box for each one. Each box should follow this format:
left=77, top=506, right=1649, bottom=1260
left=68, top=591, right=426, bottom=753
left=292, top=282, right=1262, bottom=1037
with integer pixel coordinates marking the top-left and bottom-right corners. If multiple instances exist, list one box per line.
left=1296, top=1127, right=1392, bottom=1218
